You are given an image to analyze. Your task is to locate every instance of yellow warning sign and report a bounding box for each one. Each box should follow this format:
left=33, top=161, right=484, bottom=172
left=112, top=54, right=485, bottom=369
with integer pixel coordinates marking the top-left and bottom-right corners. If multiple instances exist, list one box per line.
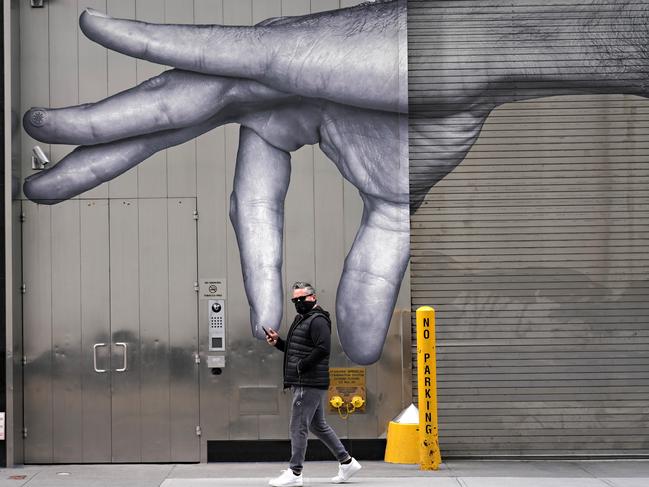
left=328, top=368, right=366, bottom=413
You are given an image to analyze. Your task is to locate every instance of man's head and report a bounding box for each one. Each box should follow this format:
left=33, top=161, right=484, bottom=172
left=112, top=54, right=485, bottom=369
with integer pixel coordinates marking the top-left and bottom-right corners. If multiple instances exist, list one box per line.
left=291, top=281, right=316, bottom=301
left=291, top=281, right=317, bottom=314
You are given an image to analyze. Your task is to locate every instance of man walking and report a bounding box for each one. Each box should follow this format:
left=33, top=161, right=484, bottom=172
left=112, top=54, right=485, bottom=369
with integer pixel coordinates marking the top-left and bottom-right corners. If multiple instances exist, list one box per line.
left=265, top=282, right=362, bottom=486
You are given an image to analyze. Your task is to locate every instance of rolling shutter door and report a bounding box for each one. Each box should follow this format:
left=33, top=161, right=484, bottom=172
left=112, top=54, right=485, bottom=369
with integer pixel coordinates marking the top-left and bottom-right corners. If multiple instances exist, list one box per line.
left=409, top=0, right=649, bottom=456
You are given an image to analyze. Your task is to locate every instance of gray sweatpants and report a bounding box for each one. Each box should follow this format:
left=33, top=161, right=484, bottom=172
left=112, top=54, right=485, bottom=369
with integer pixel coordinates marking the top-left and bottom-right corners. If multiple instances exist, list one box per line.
left=289, top=386, right=350, bottom=472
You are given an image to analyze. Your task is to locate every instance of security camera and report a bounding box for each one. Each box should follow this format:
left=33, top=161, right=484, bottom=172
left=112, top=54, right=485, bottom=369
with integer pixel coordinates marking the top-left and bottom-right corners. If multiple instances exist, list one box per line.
left=31, top=145, right=50, bottom=170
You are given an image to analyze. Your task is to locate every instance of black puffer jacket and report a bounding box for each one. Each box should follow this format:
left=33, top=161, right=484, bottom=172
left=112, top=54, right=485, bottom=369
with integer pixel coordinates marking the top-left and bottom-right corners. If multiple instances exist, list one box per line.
left=274, top=306, right=331, bottom=389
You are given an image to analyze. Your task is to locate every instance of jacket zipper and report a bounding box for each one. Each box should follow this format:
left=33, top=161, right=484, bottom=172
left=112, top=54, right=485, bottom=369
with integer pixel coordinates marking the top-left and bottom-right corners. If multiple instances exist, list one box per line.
left=284, top=314, right=302, bottom=387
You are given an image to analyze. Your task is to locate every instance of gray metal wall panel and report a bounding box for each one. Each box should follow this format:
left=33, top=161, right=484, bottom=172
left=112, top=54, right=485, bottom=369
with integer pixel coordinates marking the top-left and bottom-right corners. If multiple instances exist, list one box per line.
left=109, top=199, right=142, bottom=462
left=340, top=0, right=363, bottom=8
left=409, top=0, right=649, bottom=456
left=399, top=308, right=413, bottom=406
left=168, top=198, right=200, bottom=461
left=79, top=200, right=111, bottom=462
left=50, top=200, right=83, bottom=462
left=23, top=200, right=113, bottom=463
left=282, top=0, right=308, bottom=15
left=253, top=0, right=281, bottom=21
left=22, top=202, right=53, bottom=463
left=138, top=198, right=172, bottom=461
left=10, top=203, right=24, bottom=465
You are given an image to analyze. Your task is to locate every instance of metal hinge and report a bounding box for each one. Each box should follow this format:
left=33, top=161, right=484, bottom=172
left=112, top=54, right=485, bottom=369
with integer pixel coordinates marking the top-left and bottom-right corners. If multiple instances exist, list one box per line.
left=19, top=212, right=26, bottom=223
left=195, top=425, right=202, bottom=437
left=194, top=353, right=201, bottom=365
left=20, top=283, right=26, bottom=294
left=193, top=210, right=199, bottom=220
left=193, top=281, right=199, bottom=292
left=22, top=356, right=27, bottom=366
left=22, top=428, right=28, bottom=439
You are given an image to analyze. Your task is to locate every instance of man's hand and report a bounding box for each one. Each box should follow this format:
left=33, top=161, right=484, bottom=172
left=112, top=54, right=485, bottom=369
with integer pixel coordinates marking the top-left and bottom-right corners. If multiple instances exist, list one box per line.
left=265, top=328, right=279, bottom=347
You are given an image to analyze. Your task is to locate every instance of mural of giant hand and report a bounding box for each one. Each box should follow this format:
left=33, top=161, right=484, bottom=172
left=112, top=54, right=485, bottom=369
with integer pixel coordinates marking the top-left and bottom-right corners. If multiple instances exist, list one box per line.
left=21, top=0, right=649, bottom=364
left=23, top=0, right=411, bottom=366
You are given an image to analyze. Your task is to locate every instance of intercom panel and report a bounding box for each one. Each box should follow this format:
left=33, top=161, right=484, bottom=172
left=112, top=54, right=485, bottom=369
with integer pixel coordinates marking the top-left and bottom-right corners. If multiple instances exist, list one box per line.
left=208, top=299, right=225, bottom=351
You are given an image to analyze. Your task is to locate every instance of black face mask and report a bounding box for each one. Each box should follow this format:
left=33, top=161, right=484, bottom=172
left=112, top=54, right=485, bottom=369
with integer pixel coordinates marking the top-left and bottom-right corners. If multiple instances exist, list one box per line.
left=294, top=299, right=316, bottom=315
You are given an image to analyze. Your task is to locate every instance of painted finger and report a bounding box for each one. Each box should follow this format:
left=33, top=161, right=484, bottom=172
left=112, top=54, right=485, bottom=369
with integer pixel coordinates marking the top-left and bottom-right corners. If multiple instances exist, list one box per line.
left=23, top=115, right=222, bottom=204
left=79, top=2, right=406, bottom=113
left=24, top=70, right=289, bottom=145
left=229, top=127, right=290, bottom=340
left=336, top=197, right=410, bottom=365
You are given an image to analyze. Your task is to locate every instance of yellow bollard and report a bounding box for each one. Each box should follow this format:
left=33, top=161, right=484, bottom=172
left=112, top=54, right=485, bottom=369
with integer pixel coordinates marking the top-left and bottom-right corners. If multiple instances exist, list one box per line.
left=416, top=306, right=442, bottom=470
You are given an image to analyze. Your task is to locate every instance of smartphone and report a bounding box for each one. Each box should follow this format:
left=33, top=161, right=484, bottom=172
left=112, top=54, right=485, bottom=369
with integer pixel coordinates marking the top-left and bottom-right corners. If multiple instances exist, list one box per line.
left=262, top=326, right=272, bottom=337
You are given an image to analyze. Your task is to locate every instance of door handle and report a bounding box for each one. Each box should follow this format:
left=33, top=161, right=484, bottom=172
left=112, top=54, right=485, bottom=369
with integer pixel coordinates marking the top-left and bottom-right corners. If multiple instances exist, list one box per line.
left=93, top=343, right=107, bottom=373
left=115, top=342, right=128, bottom=372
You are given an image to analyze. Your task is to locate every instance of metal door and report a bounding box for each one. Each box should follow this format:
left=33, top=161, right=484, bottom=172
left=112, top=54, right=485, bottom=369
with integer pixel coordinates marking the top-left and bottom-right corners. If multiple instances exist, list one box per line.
left=22, top=198, right=200, bottom=463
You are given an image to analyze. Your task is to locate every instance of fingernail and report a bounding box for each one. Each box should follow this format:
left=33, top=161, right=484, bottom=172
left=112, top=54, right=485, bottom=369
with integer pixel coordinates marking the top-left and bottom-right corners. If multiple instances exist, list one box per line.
left=84, top=8, right=110, bottom=19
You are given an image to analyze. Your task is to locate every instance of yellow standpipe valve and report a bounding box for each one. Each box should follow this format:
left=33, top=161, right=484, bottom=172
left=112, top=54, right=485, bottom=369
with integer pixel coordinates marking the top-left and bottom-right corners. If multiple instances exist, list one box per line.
left=330, top=395, right=344, bottom=409
left=350, top=396, right=365, bottom=410
left=330, top=395, right=365, bottom=419
left=345, top=395, right=365, bottom=415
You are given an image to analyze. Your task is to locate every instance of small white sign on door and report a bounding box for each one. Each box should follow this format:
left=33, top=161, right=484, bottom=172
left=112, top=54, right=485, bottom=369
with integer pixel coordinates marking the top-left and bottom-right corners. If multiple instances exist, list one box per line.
left=0, top=412, right=5, bottom=440
left=200, top=279, right=226, bottom=299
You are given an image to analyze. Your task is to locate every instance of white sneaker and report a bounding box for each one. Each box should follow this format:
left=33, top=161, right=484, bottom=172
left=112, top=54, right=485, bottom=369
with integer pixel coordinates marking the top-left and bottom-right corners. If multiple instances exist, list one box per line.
left=332, top=457, right=362, bottom=483
left=269, top=468, right=303, bottom=487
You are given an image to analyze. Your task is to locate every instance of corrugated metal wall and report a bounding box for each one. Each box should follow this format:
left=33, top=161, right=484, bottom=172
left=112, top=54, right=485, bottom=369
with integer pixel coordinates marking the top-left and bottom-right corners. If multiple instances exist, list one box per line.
left=409, top=0, right=649, bottom=456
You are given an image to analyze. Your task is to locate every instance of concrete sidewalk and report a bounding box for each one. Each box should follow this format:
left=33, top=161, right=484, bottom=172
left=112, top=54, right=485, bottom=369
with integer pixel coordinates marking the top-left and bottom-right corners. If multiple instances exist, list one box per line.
left=1, top=460, right=648, bottom=487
